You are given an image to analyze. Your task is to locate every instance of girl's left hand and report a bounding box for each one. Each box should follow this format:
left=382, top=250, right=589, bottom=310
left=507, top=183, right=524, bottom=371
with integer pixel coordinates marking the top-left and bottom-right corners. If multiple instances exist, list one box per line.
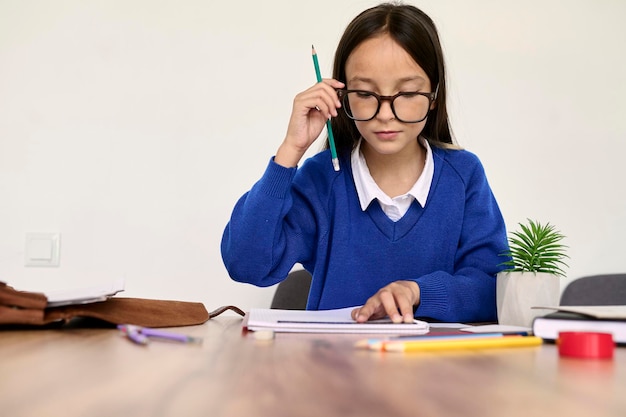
left=351, top=281, right=420, bottom=324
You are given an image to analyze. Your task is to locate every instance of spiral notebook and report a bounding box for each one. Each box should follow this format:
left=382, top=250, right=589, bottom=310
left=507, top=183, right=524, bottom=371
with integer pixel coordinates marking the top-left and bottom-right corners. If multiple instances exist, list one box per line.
left=245, top=306, right=430, bottom=334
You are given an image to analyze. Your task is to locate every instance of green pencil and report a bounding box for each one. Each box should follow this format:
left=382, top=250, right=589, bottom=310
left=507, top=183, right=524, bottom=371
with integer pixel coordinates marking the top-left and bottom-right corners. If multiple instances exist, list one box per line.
left=311, top=45, right=340, bottom=172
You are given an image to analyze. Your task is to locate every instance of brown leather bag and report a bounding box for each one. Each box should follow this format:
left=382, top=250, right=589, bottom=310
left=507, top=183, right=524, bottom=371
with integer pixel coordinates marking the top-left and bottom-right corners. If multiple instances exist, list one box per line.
left=0, top=281, right=221, bottom=328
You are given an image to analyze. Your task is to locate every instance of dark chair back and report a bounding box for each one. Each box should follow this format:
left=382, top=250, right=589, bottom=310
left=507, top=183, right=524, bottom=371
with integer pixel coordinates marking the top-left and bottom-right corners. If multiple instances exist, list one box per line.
left=560, top=274, right=626, bottom=306
left=270, top=269, right=312, bottom=310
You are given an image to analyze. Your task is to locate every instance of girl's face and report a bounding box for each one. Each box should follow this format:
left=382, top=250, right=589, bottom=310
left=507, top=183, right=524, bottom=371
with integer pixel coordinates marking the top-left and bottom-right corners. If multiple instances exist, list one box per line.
left=344, top=34, right=434, bottom=158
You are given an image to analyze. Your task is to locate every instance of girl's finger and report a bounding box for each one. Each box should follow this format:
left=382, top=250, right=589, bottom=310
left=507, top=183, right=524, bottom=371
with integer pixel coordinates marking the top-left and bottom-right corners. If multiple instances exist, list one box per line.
left=379, top=290, right=403, bottom=324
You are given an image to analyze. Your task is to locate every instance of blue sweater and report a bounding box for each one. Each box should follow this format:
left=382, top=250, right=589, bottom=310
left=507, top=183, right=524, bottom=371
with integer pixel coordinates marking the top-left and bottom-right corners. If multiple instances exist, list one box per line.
left=221, top=147, right=509, bottom=322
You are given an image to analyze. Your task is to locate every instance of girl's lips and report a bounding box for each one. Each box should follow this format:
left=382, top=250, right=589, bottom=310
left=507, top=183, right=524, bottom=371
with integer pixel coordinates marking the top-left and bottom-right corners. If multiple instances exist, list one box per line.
left=374, top=131, right=400, bottom=140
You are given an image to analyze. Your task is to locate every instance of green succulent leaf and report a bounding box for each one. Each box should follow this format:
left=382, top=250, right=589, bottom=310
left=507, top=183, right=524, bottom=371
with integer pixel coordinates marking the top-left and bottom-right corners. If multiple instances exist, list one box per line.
left=499, top=219, right=569, bottom=277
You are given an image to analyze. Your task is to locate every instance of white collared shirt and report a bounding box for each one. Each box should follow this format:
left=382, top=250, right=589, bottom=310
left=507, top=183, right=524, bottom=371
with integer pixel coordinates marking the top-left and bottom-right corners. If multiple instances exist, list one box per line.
left=351, top=137, right=434, bottom=222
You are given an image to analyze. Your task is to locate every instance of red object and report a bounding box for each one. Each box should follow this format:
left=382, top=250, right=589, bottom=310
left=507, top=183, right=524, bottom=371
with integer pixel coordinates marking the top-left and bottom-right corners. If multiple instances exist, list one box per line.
left=557, top=331, right=614, bottom=359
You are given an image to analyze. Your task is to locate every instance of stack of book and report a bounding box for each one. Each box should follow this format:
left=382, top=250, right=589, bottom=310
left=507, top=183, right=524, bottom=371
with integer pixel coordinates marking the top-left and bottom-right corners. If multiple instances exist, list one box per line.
left=532, top=305, right=626, bottom=344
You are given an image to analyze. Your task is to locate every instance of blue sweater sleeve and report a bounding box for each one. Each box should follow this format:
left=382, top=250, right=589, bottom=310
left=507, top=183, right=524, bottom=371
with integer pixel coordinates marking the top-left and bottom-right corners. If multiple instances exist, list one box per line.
left=221, top=157, right=315, bottom=287
left=413, top=151, right=508, bottom=322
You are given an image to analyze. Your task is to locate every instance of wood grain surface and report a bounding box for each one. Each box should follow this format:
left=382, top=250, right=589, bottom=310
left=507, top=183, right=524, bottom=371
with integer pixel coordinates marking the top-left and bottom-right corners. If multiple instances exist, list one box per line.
left=1, top=317, right=625, bottom=417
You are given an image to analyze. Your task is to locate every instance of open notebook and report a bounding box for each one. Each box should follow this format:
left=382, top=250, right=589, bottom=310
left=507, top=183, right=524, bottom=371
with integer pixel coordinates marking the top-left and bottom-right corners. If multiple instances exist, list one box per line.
left=246, top=306, right=430, bottom=334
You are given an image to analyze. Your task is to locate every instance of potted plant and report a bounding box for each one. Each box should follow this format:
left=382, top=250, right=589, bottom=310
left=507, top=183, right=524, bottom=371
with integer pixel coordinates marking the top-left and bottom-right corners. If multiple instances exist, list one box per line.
left=496, top=219, right=569, bottom=327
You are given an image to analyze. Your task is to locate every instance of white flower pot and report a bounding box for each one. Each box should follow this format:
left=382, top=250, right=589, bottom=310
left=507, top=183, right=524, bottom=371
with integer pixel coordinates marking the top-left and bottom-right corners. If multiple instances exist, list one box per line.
left=496, top=271, right=560, bottom=328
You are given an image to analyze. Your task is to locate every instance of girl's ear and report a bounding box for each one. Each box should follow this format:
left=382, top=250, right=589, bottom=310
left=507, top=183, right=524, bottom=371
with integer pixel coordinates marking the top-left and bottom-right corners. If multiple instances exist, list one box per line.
left=430, top=84, right=439, bottom=110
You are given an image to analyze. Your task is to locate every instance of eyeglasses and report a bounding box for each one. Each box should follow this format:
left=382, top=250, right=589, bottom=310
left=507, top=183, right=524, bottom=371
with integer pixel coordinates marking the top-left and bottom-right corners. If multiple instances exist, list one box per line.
left=337, top=87, right=437, bottom=123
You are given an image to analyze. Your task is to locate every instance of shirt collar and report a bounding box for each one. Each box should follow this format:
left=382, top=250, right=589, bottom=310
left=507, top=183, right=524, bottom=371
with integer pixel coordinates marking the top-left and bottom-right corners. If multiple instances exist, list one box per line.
left=351, top=137, right=434, bottom=211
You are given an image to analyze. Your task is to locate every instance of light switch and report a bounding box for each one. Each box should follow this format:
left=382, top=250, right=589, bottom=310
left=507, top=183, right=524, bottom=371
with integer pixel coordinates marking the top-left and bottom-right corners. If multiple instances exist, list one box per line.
left=25, top=233, right=60, bottom=267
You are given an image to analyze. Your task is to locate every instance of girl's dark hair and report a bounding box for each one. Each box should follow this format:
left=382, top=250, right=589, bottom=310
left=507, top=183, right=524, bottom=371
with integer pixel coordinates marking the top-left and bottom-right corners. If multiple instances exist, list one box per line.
left=327, top=3, right=453, bottom=156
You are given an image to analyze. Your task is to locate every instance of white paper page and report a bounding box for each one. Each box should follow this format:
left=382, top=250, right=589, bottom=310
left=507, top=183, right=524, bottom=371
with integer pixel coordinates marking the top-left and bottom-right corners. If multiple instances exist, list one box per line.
left=45, top=279, right=125, bottom=307
left=532, top=305, right=626, bottom=320
left=249, top=306, right=356, bottom=324
left=427, top=323, right=468, bottom=329
left=461, top=324, right=531, bottom=334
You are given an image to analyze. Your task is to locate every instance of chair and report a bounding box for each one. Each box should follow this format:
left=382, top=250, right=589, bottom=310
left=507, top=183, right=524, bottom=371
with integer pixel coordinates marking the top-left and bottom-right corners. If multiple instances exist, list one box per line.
left=270, top=269, right=312, bottom=310
left=560, top=274, right=626, bottom=306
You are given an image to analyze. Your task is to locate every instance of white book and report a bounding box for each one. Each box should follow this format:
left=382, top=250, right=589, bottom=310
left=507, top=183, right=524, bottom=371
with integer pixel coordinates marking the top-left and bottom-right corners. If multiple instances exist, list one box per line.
left=246, top=306, right=430, bottom=335
left=532, top=305, right=626, bottom=343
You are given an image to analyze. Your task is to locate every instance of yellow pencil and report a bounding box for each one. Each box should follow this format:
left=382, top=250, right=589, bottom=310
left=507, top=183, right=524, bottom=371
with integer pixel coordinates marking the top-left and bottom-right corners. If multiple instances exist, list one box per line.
left=384, top=336, right=543, bottom=352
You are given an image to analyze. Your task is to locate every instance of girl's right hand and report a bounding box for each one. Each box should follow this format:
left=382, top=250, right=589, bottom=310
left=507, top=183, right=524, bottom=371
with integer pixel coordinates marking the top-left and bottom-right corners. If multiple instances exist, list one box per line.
left=275, top=79, right=345, bottom=168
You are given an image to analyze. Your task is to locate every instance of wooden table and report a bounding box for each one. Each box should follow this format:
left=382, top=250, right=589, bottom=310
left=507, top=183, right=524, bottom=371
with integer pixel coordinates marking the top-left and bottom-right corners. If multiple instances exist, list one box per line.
left=1, top=316, right=625, bottom=417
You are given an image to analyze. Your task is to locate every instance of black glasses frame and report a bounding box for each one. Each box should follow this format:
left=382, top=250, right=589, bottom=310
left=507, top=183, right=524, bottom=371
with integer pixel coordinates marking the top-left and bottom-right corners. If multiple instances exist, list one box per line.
left=337, top=87, right=438, bottom=123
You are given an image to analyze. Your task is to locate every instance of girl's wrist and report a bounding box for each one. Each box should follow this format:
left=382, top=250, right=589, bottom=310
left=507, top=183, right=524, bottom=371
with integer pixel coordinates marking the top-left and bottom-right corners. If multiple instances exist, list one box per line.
left=275, top=142, right=305, bottom=168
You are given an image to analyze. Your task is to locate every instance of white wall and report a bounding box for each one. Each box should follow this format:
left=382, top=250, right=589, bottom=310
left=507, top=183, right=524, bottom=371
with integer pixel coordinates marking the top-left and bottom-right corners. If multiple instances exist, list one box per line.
left=1, top=0, right=625, bottom=311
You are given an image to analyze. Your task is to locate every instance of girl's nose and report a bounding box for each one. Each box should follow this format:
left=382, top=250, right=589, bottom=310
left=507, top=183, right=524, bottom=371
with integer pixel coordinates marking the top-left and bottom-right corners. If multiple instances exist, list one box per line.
left=376, top=99, right=395, bottom=121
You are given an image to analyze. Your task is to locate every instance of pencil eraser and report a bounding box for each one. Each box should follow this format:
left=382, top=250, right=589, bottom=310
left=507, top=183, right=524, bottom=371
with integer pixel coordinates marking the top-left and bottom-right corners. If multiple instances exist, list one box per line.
left=254, top=330, right=275, bottom=341
left=557, top=331, right=614, bottom=359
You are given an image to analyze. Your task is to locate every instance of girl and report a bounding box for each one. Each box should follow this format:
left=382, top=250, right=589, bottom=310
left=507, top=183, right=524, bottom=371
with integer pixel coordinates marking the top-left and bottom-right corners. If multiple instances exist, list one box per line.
left=221, top=3, right=509, bottom=323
